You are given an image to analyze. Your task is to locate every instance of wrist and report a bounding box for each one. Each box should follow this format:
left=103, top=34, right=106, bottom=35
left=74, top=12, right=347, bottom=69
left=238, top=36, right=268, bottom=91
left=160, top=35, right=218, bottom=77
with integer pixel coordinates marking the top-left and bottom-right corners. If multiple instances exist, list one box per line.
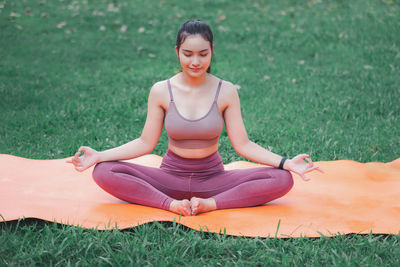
left=278, top=157, right=291, bottom=170
left=283, top=159, right=291, bottom=170
left=278, top=157, right=287, bottom=169
left=97, top=151, right=105, bottom=163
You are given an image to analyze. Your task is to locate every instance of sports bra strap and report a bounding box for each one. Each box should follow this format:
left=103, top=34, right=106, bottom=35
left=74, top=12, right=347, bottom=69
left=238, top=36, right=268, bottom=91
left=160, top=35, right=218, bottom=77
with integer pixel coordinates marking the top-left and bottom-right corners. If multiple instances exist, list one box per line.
left=167, top=79, right=174, bottom=102
left=214, top=79, right=223, bottom=102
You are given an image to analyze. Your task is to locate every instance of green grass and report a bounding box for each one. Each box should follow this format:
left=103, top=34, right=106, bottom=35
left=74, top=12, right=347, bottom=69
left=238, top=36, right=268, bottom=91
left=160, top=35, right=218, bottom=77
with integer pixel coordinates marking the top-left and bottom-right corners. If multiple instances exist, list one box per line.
left=1, top=0, right=400, bottom=265
left=1, top=219, right=400, bottom=266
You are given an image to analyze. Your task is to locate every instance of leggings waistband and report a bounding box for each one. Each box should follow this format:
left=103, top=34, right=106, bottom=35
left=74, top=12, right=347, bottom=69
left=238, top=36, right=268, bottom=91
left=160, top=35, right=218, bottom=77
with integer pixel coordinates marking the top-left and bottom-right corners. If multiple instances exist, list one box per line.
left=160, top=149, right=224, bottom=175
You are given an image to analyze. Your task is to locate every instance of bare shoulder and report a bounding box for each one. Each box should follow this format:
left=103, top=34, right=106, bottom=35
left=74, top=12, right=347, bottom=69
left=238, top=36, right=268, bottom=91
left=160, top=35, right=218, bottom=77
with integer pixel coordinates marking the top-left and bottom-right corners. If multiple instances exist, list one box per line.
left=219, top=79, right=240, bottom=108
left=220, top=80, right=239, bottom=96
left=149, top=80, right=170, bottom=108
left=150, top=80, right=168, bottom=95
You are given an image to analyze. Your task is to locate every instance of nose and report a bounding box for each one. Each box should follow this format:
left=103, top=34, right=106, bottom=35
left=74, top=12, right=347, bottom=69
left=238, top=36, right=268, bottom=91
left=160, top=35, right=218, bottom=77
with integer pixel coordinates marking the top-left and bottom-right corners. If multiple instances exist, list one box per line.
left=192, top=55, right=200, bottom=66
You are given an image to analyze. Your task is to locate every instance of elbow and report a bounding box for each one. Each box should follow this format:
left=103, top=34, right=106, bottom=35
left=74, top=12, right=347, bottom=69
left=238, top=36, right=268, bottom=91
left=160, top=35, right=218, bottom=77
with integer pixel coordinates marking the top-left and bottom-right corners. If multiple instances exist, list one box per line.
left=232, top=139, right=251, bottom=157
left=138, top=136, right=157, bottom=154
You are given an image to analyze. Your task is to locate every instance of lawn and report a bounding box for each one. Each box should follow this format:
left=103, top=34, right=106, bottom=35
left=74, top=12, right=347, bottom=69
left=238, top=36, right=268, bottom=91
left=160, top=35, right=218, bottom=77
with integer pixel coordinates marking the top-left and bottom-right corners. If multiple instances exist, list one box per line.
left=1, top=0, right=399, bottom=265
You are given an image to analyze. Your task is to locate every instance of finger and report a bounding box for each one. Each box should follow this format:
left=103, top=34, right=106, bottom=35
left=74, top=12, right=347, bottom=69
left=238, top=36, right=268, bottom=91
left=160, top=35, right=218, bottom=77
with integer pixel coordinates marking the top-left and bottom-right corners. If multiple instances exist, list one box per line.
left=304, top=165, right=320, bottom=174
left=301, top=174, right=311, bottom=181
left=300, top=156, right=313, bottom=167
left=74, top=151, right=81, bottom=161
left=68, top=158, right=81, bottom=167
left=317, top=167, right=325, bottom=173
left=292, top=154, right=310, bottom=161
left=71, top=157, right=83, bottom=167
left=295, top=154, right=309, bottom=160
left=68, top=159, right=78, bottom=167
left=78, top=146, right=89, bottom=154
left=73, top=161, right=82, bottom=167
left=75, top=166, right=86, bottom=172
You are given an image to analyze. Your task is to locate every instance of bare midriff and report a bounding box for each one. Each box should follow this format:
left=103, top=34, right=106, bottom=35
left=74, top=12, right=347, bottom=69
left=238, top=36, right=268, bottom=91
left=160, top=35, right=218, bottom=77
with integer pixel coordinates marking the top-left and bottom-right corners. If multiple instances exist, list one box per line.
left=168, top=143, right=219, bottom=159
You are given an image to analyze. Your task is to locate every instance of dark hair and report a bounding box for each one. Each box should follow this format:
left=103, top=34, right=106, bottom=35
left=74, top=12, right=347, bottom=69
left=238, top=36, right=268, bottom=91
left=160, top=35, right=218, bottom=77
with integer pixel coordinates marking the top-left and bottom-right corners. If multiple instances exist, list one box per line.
left=176, top=20, right=214, bottom=73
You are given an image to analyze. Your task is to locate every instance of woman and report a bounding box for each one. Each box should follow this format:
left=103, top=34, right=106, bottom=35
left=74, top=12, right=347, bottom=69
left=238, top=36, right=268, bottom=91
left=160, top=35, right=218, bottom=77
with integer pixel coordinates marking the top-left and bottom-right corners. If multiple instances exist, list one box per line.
left=67, top=20, right=323, bottom=216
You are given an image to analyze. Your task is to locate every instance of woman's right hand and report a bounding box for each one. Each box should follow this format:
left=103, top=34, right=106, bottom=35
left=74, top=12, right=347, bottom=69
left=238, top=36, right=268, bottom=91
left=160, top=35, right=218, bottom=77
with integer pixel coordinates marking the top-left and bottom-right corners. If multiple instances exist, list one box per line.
left=66, top=146, right=101, bottom=172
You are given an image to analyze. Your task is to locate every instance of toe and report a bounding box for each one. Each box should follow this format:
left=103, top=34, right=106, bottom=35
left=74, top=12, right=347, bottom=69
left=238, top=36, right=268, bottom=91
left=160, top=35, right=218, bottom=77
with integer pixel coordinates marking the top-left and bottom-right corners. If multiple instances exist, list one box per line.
left=182, top=200, right=191, bottom=216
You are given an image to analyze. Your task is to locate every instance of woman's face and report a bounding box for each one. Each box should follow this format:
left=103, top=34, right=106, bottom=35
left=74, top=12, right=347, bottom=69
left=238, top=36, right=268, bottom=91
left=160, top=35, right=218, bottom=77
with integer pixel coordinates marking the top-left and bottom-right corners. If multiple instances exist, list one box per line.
left=175, top=34, right=213, bottom=78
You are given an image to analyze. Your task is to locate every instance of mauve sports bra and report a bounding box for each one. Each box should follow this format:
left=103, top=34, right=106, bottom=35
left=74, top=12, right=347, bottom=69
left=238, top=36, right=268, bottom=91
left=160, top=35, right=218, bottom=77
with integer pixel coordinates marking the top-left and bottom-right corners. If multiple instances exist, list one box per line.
left=164, top=79, right=224, bottom=149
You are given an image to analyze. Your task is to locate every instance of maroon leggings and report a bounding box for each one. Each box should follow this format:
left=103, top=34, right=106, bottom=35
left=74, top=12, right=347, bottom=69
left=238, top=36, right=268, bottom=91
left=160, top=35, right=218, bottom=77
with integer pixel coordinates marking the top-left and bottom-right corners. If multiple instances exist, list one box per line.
left=92, top=149, right=293, bottom=211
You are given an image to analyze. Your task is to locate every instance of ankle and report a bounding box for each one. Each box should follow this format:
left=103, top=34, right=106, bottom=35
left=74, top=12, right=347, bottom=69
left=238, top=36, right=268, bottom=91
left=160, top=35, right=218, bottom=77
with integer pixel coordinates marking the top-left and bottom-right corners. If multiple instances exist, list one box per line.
left=207, top=198, right=217, bottom=210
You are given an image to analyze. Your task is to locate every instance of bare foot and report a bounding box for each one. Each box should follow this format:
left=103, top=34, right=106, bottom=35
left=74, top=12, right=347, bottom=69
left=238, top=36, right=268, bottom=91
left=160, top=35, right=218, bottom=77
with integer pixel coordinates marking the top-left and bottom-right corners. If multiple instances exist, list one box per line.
left=190, top=197, right=216, bottom=216
left=169, top=199, right=191, bottom=216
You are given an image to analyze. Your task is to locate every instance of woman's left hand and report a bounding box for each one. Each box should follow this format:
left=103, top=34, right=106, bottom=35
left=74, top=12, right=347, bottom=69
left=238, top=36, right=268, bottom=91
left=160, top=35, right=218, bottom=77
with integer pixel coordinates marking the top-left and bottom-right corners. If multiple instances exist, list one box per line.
left=285, top=154, right=324, bottom=181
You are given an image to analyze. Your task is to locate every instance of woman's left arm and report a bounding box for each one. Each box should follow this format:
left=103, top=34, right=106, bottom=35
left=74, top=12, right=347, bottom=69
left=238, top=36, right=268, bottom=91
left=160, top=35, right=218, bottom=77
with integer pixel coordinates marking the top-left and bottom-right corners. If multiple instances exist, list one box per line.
left=222, top=84, right=323, bottom=181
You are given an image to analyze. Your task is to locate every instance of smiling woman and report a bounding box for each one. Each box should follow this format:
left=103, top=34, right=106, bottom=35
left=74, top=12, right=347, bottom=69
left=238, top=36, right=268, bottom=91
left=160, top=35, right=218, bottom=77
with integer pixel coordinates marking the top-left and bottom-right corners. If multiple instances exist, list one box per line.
left=175, top=20, right=214, bottom=74
left=67, top=20, right=323, bottom=216
left=176, top=34, right=213, bottom=78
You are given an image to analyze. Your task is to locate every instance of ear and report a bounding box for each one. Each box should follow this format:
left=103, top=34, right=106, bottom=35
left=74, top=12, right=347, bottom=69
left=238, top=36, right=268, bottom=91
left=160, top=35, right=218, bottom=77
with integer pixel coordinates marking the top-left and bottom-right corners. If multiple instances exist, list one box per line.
left=211, top=45, right=215, bottom=55
left=175, top=46, right=179, bottom=57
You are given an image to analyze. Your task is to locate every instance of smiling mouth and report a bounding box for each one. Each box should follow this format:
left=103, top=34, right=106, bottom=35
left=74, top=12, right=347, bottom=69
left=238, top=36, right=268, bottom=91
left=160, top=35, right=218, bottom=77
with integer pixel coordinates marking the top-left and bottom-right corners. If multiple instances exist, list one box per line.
left=189, top=67, right=202, bottom=72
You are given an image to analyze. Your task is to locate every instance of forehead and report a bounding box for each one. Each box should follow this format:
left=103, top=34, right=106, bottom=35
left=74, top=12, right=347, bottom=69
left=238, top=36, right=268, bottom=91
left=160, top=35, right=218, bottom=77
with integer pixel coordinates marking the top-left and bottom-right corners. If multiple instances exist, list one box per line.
left=180, top=34, right=211, bottom=51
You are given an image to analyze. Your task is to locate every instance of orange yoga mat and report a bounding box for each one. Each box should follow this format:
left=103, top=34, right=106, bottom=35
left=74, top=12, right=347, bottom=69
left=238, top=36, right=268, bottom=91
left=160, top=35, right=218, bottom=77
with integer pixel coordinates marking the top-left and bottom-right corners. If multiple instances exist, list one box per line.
left=0, top=154, right=399, bottom=238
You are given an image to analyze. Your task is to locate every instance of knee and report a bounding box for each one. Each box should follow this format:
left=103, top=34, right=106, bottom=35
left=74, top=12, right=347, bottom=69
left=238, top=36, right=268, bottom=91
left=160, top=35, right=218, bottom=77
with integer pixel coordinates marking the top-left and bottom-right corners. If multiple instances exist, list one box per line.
left=92, top=161, right=113, bottom=184
left=277, top=169, right=294, bottom=192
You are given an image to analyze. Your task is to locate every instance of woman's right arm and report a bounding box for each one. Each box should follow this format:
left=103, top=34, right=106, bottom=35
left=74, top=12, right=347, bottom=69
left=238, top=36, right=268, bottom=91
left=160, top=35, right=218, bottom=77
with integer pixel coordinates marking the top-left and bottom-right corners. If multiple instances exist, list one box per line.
left=67, top=82, right=166, bottom=171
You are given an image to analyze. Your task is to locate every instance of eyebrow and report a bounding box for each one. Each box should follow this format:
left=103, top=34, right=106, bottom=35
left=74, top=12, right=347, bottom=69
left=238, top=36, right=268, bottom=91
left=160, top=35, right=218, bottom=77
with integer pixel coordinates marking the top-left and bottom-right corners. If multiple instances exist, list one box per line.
left=182, top=49, right=209, bottom=53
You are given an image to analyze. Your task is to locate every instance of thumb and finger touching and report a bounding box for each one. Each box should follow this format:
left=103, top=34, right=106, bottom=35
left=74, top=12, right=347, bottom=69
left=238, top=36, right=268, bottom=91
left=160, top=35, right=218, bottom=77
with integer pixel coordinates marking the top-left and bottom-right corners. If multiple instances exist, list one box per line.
left=66, top=147, right=91, bottom=168
left=290, top=153, right=325, bottom=181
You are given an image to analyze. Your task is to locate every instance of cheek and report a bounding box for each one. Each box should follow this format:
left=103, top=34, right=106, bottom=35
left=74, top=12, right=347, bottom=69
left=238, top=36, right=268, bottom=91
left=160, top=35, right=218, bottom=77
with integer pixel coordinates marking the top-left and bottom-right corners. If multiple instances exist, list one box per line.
left=202, top=55, right=212, bottom=65
left=179, top=55, right=190, bottom=65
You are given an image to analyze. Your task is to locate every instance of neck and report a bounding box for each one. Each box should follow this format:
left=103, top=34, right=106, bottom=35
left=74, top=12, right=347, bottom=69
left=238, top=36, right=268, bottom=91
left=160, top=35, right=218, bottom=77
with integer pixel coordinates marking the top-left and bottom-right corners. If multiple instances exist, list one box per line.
left=180, top=72, right=207, bottom=87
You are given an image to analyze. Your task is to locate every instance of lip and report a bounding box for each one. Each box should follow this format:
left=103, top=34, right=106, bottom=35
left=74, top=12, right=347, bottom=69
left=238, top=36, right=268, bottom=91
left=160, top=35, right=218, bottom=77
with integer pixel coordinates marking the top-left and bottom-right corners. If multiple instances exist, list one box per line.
left=189, top=67, right=202, bottom=72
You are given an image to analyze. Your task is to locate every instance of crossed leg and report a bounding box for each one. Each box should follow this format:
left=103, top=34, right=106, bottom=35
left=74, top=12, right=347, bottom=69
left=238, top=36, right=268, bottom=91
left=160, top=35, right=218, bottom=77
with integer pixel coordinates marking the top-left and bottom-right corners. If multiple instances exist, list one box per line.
left=92, top=161, right=188, bottom=212
left=189, top=167, right=294, bottom=215
left=92, top=161, right=293, bottom=216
